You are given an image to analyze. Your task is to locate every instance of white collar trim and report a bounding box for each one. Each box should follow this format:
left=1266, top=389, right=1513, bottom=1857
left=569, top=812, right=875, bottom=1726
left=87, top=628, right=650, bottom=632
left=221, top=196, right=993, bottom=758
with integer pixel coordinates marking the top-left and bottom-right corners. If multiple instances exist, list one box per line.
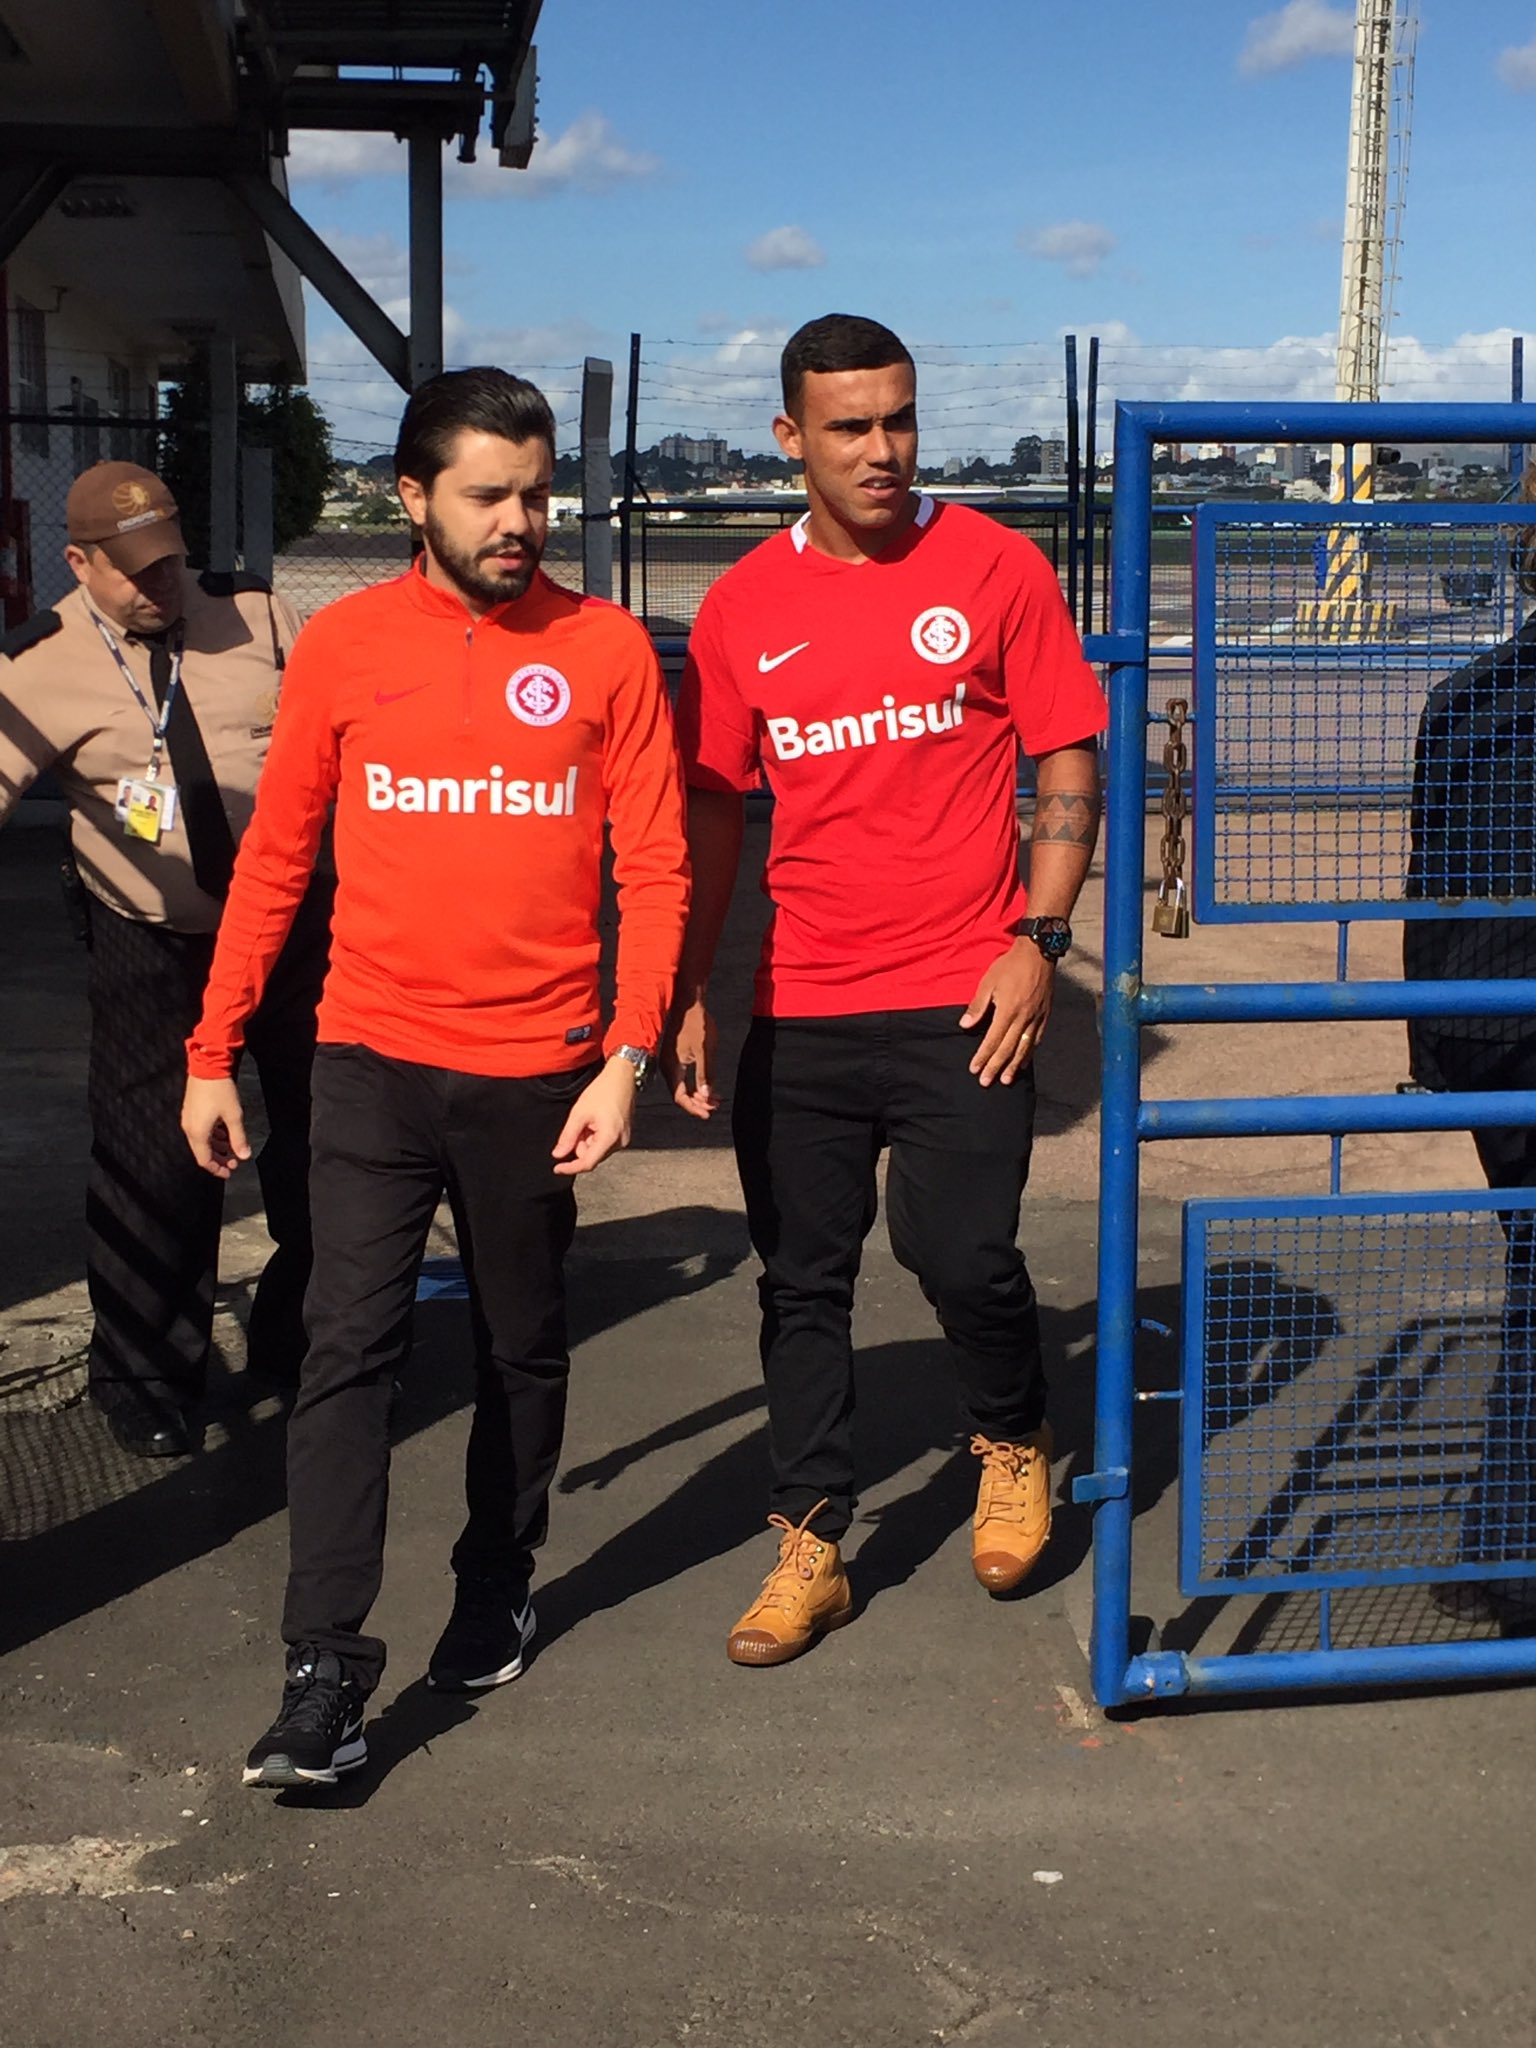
left=790, top=492, right=931, bottom=555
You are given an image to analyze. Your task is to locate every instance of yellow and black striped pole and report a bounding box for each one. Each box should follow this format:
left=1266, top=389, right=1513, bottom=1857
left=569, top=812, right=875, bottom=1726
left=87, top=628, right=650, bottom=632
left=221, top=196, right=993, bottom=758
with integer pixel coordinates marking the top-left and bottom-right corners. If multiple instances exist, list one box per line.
left=1296, top=441, right=1395, bottom=641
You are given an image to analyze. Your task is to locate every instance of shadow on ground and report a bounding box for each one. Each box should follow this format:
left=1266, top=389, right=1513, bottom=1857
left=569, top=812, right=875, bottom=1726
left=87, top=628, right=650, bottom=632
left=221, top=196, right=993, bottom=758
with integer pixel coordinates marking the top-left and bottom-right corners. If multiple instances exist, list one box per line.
left=0, top=1206, right=748, bottom=1657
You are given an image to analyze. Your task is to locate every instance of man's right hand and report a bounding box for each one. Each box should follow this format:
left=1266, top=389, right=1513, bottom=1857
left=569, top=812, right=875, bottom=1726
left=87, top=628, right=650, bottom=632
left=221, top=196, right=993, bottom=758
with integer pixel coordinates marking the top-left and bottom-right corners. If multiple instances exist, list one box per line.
left=182, top=1075, right=252, bottom=1178
left=661, top=998, right=721, bottom=1119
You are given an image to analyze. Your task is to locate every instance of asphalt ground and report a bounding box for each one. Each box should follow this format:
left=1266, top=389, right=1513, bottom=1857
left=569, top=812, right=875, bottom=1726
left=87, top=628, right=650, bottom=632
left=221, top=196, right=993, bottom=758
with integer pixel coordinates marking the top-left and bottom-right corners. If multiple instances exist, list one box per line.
left=2, top=820, right=1535, bottom=2048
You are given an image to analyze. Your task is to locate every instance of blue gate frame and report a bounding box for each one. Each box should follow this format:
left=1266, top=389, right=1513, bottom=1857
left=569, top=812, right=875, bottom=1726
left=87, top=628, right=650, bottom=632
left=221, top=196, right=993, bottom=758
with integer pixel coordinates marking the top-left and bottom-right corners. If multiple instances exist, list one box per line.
left=1080, top=400, right=1536, bottom=1706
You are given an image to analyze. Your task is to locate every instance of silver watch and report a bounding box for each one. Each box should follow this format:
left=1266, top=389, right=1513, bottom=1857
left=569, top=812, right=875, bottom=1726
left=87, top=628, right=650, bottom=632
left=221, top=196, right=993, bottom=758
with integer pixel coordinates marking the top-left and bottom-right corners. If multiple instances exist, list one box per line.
left=613, top=1043, right=653, bottom=1089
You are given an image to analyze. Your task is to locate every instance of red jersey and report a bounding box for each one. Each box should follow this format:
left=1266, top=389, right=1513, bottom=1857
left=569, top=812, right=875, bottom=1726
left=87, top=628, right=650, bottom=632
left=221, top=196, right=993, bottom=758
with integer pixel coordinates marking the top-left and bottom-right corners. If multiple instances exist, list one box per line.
left=676, top=497, right=1107, bottom=1017
left=189, top=567, right=688, bottom=1079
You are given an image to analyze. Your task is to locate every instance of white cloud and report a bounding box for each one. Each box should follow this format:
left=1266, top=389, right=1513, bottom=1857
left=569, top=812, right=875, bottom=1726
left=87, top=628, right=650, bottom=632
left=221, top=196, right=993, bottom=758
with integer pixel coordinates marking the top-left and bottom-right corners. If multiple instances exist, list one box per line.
left=506, top=111, right=659, bottom=196
left=1020, top=221, right=1116, bottom=278
left=287, top=131, right=401, bottom=186
left=744, top=225, right=826, bottom=272
left=1239, top=1, right=1355, bottom=76
left=1497, top=37, right=1536, bottom=89
left=287, top=111, right=658, bottom=198
left=324, top=231, right=409, bottom=301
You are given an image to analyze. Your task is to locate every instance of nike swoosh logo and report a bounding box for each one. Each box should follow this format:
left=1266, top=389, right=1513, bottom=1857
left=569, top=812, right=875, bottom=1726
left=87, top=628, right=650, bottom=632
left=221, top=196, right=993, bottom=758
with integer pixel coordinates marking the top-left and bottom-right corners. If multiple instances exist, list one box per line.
left=757, top=642, right=810, bottom=673
left=375, top=683, right=430, bottom=705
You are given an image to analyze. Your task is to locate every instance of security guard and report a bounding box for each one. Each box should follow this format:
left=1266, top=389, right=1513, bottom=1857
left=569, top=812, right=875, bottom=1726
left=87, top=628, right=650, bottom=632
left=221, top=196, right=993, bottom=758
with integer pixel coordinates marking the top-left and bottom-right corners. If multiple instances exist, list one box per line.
left=0, top=460, right=331, bottom=1456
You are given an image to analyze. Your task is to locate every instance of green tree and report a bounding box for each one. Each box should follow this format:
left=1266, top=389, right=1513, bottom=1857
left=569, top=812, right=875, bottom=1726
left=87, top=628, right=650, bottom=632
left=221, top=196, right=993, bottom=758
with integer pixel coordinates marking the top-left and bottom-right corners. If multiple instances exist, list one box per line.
left=158, top=362, right=336, bottom=563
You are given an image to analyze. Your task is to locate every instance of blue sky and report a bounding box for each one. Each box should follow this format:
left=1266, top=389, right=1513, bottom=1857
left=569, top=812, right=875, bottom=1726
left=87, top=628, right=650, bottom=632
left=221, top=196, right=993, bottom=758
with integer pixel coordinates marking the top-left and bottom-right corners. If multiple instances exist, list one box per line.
left=289, top=2, right=1536, bottom=458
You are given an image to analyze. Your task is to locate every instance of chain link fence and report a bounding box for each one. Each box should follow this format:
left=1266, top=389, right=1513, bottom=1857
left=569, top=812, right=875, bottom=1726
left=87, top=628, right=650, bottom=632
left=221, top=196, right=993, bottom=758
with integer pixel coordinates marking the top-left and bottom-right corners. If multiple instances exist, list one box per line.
left=2, top=412, right=162, bottom=620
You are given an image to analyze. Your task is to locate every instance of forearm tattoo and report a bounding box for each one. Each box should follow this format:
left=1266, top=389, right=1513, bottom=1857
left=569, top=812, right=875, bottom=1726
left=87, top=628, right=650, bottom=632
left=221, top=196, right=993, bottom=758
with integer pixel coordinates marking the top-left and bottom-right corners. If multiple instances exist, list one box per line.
left=1031, top=788, right=1102, bottom=848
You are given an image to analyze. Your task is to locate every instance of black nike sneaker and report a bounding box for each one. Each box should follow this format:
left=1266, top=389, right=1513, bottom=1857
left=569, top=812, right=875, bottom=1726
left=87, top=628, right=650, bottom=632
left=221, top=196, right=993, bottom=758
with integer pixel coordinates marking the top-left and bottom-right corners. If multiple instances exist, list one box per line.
left=242, top=1648, right=368, bottom=1788
left=427, top=1579, right=537, bottom=1691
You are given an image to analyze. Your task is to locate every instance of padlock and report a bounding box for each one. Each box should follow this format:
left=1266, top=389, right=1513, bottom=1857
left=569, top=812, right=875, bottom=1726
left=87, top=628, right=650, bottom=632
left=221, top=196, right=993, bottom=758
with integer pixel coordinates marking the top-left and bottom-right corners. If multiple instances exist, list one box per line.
left=1153, top=877, right=1190, bottom=938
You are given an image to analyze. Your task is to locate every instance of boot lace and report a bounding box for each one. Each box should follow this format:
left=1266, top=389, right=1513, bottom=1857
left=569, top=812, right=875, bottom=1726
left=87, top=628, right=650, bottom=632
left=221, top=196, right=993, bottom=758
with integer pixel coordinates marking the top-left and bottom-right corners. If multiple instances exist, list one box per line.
left=750, top=1501, right=833, bottom=1618
left=971, top=1435, right=1040, bottom=1523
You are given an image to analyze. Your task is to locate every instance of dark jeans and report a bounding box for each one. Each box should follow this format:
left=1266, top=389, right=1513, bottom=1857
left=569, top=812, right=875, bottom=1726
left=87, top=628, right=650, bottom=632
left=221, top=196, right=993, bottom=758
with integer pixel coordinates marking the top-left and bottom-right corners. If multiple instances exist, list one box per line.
left=85, top=881, right=332, bottom=1422
left=731, top=1008, right=1045, bottom=1541
left=282, top=1043, right=595, bottom=1690
left=1431, top=1034, right=1536, bottom=1567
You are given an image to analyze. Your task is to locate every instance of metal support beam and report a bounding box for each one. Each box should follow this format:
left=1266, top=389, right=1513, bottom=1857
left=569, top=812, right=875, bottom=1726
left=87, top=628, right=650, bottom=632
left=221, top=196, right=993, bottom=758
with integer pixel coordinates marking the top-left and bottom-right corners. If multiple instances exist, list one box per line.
left=224, top=172, right=410, bottom=391
left=408, top=129, right=444, bottom=388
left=241, top=444, right=274, bottom=585
left=580, top=357, right=614, bottom=599
left=0, top=160, right=70, bottom=270
left=208, top=335, right=239, bottom=574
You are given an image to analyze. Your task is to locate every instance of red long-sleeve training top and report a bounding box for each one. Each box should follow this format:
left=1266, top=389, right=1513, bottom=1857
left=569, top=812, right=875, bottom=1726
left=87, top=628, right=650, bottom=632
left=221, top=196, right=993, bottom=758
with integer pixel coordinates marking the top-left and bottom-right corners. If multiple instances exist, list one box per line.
left=188, top=566, right=689, bottom=1079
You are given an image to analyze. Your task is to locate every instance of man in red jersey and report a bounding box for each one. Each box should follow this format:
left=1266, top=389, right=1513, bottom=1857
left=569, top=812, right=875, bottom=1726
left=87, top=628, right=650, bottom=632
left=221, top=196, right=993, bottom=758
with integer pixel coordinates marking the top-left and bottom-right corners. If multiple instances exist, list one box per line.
left=181, top=369, right=688, bottom=1785
left=664, top=315, right=1107, bottom=1666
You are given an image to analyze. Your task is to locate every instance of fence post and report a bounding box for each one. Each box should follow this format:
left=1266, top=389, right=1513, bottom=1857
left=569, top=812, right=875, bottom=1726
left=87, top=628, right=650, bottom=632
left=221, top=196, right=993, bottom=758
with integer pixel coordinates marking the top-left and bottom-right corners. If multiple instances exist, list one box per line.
left=408, top=127, right=444, bottom=388
left=581, top=355, right=614, bottom=599
left=1083, top=334, right=1100, bottom=634
left=618, top=332, right=640, bottom=612
left=241, top=443, right=274, bottom=584
left=1510, top=337, right=1525, bottom=489
left=1065, top=333, right=1081, bottom=623
left=208, top=333, right=239, bottom=574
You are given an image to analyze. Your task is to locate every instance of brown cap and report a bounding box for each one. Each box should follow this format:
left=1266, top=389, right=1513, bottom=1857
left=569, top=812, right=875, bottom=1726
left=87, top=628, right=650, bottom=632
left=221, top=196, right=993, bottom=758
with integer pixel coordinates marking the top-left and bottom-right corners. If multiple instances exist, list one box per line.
left=66, top=461, right=186, bottom=574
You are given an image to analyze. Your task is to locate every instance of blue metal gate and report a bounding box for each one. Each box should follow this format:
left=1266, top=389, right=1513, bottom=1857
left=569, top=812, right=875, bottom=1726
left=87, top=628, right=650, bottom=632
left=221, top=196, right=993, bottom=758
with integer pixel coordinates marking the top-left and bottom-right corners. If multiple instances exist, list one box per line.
left=1081, top=401, right=1536, bottom=1705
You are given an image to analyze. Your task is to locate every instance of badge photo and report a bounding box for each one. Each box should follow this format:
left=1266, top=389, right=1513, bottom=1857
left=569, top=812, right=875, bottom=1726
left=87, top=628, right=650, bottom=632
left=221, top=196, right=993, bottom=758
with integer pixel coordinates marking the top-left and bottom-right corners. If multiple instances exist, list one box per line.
left=506, top=663, right=572, bottom=727
left=116, top=776, right=179, bottom=838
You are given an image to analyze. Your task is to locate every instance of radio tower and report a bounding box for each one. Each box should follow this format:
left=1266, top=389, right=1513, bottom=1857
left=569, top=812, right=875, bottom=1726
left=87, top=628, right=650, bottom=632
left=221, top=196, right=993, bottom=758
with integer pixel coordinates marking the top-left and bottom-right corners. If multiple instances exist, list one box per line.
left=1336, top=0, right=1416, bottom=415
left=1313, top=0, right=1416, bottom=629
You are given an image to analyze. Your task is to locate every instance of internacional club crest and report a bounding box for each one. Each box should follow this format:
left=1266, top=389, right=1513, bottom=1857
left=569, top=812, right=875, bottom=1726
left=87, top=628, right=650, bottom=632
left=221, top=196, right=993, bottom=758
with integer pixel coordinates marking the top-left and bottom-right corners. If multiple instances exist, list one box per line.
left=506, top=663, right=572, bottom=726
left=910, top=605, right=971, bottom=665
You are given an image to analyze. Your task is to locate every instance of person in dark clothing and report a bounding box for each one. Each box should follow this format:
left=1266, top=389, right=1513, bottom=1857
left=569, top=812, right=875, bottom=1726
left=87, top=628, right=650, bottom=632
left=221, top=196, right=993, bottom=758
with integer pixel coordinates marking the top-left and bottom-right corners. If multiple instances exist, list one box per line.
left=1404, top=515, right=1536, bottom=1622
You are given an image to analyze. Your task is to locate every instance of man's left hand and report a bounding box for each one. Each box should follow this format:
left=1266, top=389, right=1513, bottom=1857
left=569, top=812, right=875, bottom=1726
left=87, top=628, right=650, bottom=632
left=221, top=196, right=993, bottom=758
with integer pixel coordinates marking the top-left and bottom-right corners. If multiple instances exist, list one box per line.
left=552, top=1057, right=637, bottom=1176
left=960, top=941, right=1056, bottom=1086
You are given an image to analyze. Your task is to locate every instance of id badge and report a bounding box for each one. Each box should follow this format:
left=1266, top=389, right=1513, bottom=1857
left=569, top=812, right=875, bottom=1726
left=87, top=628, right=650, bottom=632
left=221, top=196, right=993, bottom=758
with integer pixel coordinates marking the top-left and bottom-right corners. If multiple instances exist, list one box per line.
left=117, top=776, right=178, bottom=843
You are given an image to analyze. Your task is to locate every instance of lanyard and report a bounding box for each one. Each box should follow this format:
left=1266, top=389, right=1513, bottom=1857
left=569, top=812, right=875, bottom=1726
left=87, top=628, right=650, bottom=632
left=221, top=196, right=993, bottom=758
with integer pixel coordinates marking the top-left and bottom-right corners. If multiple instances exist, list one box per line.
left=92, top=613, right=185, bottom=781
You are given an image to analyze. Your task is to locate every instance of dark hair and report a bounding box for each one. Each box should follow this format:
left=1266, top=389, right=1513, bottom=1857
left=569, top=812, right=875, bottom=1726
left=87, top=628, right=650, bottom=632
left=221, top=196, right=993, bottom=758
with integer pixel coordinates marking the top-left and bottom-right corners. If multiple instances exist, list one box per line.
left=780, top=314, right=915, bottom=415
left=394, top=367, right=557, bottom=487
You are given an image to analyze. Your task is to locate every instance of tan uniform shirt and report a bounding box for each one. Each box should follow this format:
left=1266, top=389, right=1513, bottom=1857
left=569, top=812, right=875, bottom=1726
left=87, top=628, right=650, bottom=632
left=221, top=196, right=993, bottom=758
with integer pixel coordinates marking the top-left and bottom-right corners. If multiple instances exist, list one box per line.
left=0, top=573, right=301, bottom=934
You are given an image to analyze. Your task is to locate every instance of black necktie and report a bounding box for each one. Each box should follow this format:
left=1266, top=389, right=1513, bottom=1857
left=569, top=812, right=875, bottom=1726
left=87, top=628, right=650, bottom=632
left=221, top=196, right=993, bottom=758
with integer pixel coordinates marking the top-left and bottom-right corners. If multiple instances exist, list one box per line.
left=146, top=635, right=237, bottom=901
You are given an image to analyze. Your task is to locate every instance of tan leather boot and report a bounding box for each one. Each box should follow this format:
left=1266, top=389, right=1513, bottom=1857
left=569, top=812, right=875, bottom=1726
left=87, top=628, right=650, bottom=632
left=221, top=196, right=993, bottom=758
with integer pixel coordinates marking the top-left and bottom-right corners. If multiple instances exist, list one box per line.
left=970, top=1427, right=1054, bottom=1593
left=726, top=1502, right=854, bottom=1666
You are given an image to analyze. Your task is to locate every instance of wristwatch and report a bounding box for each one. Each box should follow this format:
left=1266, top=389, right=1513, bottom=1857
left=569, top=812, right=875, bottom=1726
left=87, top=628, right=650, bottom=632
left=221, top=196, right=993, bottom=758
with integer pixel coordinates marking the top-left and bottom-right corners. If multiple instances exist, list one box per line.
left=1017, top=916, right=1073, bottom=962
left=612, top=1043, right=653, bottom=1088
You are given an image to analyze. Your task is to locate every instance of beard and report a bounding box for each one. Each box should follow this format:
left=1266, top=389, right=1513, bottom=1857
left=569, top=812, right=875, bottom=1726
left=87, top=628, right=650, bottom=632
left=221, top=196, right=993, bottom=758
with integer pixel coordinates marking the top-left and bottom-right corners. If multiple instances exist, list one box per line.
left=421, top=505, right=543, bottom=608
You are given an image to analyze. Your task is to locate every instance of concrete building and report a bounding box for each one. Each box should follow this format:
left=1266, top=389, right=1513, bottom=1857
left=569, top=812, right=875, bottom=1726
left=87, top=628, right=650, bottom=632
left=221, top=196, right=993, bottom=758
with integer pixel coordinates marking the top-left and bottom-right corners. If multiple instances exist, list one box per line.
left=658, top=434, right=730, bottom=473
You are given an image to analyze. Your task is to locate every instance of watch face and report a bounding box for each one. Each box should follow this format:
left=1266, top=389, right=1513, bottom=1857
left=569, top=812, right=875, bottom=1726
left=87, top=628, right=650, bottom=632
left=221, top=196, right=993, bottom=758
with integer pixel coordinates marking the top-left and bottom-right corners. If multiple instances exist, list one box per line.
left=1031, top=918, right=1073, bottom=960
left=617, top=1045, right=652, bottom=1086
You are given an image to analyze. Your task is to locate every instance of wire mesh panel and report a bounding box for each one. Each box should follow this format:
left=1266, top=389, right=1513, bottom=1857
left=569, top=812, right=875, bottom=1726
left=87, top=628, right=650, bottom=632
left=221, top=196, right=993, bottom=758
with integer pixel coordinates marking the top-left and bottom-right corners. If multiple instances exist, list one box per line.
left=1192, top=504, right=1536, bottom=920
left=1180, top=1193, right=1536, bottom=1596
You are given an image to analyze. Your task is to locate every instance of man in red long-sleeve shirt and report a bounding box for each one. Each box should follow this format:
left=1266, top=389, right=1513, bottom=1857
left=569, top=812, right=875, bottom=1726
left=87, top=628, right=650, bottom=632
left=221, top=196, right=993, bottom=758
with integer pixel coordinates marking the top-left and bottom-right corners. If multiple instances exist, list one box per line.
left=181, top=369, right=688, bottom=1789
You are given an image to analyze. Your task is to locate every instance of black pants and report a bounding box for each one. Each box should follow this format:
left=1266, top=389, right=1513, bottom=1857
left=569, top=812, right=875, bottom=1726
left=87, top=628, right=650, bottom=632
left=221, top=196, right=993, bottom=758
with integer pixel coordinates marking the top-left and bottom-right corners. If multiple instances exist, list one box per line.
left=85, top=882, right=332, bottom=1421
left=1428, top=1033, right=1536, bottom=1565
left=282, top=1043, right=594, bottom=1690
left=731, top=1008, right=1045, bottom=1541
